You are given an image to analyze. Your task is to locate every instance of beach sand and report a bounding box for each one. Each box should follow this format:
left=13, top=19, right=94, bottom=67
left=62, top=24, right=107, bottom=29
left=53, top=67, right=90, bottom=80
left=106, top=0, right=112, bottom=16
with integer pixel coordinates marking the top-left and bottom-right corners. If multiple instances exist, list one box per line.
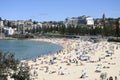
left=22, top=38, right=120, bottom=80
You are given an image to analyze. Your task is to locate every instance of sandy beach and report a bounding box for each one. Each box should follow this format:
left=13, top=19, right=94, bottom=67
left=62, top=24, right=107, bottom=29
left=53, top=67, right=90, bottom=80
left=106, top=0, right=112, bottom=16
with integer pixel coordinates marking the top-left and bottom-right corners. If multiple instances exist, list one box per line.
left=22, top=37, right=120, bottom=80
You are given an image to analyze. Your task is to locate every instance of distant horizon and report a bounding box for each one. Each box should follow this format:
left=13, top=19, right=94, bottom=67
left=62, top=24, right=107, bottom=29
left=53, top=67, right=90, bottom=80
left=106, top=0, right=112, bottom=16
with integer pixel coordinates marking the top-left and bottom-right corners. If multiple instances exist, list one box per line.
left=0, top=0, right=120, bottom=21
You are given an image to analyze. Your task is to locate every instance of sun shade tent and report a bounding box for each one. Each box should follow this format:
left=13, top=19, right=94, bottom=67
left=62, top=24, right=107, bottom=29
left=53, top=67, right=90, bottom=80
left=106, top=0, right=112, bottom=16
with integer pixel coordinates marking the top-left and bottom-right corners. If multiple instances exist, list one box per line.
left=79, top=55, right=90, bottom=61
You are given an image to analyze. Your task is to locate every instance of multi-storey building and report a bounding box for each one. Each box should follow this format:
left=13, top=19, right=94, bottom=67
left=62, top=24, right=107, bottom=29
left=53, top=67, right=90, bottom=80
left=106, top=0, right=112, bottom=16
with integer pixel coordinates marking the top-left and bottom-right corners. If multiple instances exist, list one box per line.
left=64, top=15, right=94, bottom=27
left=17, top=20, right=24, bottom=25
left=86, top=17, right=94, bottom=25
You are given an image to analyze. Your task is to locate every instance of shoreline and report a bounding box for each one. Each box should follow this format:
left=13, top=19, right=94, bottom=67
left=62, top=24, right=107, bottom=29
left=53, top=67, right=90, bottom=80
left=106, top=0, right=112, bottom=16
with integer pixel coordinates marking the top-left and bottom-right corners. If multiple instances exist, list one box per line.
left=20, top=38, right=120, bottom=80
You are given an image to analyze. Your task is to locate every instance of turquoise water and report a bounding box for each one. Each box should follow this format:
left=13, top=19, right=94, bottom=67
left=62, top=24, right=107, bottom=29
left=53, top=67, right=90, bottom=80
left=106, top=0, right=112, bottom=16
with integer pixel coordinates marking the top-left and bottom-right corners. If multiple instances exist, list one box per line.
left=0, top=40, right=62, bottom=60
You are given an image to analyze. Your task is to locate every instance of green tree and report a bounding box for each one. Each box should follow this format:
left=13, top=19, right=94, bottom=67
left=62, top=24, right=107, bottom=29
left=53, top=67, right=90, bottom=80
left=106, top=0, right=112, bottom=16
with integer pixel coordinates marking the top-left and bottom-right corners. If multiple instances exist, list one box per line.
left=59, top=24, right=66, bottom=35
left=75, top=26, right=79, bottom=35
left=0, top=17, right=2, bottom=21
left=42, top=26, right=47, bottom=34
left=0, top=51, right=30, bottom=80
left=0, top=51, right=19, bottom=80
left=115, top=19, right=120, bottom=39
left=66, top=24, right=75, bottom=35
left=35, top=27, right=41, bottom=33
left=12, top=63, right=30, bottom=80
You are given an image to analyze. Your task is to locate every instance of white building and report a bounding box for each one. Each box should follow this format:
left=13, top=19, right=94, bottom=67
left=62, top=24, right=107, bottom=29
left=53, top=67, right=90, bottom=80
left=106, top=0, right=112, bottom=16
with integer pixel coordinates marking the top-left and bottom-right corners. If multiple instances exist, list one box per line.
left=86, top=17, right=94, bottom=25
left=64, top=16, right=94, bottom=27
left=32, top=22, right=42, bottom=29
left=64, top=18, right=79, bottom=27
left=0, top=21, right=4, bottom=26
left=4, top=27, right=14, bottom=35
left=37, top=22, right=42, bottom=28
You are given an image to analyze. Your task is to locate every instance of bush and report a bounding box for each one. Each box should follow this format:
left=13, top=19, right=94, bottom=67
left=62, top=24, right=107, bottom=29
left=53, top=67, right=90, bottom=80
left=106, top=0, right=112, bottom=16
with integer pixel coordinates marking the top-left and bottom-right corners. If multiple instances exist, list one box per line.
left=12, top=63, right=30, bottom=80
left=0, top=50, right=30, bottom=80
left=12, top=34, right=34, bottom=39
left=0, top=51, right=19, bottom=80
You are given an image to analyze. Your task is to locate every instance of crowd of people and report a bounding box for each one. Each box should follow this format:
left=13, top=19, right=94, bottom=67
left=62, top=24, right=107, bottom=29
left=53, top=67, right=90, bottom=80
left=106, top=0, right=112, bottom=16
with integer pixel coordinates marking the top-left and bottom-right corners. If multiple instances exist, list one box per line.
left=21, top=37, right=120, bottom=80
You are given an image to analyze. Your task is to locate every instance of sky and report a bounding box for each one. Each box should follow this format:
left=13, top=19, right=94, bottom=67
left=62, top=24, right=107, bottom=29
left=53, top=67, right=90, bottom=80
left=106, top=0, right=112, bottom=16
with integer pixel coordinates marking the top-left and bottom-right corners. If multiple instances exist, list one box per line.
left=0, top=0, right=120, bottom=21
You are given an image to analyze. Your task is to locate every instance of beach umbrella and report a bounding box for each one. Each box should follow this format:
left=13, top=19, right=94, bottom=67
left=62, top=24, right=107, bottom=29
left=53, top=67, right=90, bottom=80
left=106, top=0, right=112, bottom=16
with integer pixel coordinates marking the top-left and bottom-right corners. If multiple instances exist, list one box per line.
left=105, top=50, right=113, bottom=56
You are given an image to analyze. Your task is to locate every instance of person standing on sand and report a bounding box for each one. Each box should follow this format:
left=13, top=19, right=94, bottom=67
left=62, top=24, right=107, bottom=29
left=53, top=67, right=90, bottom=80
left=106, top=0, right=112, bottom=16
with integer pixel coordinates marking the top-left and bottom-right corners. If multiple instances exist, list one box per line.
left=115, top=76, right=117, bottom=80
left=109, top=76, right=113, bottom=80
left=80, top=69, right=87, bottom=78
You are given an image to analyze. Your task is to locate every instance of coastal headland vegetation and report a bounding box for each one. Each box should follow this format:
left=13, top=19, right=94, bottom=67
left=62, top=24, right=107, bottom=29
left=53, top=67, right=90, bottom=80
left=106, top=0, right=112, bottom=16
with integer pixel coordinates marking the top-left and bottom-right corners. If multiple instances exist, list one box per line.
left=0, top=50, right=30, bottom=80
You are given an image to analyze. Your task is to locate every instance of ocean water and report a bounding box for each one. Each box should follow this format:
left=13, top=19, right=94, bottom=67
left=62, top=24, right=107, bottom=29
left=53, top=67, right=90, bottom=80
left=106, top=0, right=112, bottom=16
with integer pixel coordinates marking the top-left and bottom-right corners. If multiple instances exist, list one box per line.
left=0, top=40, right=62, bottom=60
